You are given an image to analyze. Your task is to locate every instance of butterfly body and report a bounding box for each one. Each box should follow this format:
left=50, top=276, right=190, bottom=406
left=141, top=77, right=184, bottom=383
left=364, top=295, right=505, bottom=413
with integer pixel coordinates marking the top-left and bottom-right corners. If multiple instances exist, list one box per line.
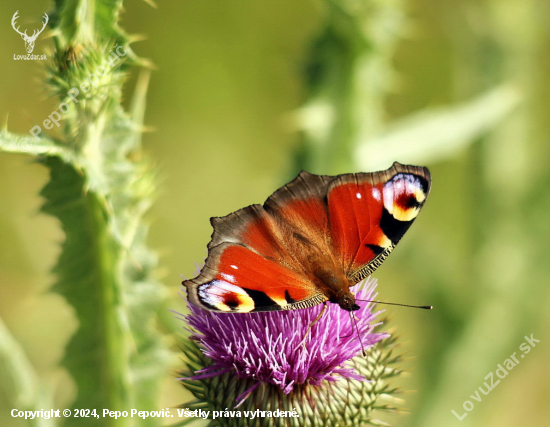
left=184, top=162, right=431, bottom=314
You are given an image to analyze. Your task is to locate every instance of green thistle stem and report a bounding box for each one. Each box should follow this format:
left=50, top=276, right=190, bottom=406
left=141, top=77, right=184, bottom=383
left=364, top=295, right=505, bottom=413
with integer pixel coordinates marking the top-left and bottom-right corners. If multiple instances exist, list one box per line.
left=0, top=1, right=169, bottom=426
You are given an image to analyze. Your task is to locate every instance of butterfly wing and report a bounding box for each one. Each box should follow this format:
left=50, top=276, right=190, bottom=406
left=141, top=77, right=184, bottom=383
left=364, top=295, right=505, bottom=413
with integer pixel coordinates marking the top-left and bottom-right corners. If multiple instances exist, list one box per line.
left=263, top=171, right=333, bottom=251
left=262, top=163, right=431, bottom=282
left=184, top=204, right=327, bottom=312
left=326, top=162, right=431, bottom=282
left=184, top=162, right=430, bottom=312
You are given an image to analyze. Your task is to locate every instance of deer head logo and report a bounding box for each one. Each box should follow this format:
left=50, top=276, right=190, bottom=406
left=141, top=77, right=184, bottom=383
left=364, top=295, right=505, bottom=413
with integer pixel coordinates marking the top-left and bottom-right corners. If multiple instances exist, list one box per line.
left=11, top=11, right=48, bottom=54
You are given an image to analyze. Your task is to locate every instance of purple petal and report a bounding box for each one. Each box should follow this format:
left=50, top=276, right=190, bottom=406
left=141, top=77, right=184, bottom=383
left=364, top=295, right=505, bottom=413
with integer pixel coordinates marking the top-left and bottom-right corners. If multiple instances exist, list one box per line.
left=180, top=278, right=387, bottom=396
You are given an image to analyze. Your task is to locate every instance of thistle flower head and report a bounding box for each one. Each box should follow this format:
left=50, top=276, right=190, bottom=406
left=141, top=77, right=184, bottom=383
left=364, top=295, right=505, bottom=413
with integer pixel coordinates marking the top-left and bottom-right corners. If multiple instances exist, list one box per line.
left=178, top=278, right=403, bottom=426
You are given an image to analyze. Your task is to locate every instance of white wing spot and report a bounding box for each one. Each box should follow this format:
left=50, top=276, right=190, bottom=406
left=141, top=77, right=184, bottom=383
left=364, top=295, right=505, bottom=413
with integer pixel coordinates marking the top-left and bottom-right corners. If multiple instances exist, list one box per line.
left=230, top=265, right=239, bottom=270
left=220, top=273, right=236, bottom=283
left=356, top=192, right=362, bottom=199
left=383, top=173, right=426, bottom=219
left=198, top=280, right=254, bottom=312
left=372, top=188, right=381, bottom=201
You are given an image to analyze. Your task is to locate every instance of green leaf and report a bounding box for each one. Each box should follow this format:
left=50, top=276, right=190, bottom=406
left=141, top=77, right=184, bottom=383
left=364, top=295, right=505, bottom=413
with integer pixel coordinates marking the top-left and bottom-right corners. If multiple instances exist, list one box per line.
left=0, top=130, right=72, bottom=161
left=355, top=85, right=521, bottom=170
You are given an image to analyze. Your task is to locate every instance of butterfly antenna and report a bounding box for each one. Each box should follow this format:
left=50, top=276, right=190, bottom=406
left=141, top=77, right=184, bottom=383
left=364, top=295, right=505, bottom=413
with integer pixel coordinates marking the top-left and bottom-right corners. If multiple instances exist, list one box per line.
left=355, top=299, right=433, bottom=310
left=349, top=311, right=367, bottom=357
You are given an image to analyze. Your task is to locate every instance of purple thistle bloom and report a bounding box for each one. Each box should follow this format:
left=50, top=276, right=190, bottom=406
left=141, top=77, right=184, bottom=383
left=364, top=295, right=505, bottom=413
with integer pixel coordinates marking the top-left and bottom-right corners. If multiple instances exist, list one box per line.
left=180, top=277, right=388, bottom=404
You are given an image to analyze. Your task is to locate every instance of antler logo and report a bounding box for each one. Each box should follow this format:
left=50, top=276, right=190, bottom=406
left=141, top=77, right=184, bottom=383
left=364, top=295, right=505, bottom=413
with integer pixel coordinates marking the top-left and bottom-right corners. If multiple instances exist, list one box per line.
left=11, top=11, right=48, bottom=54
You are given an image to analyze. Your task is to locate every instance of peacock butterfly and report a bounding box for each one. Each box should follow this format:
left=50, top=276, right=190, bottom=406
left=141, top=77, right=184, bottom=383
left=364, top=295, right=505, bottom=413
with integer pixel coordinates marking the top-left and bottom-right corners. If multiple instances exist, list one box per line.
left=183, top=162, right=431, bottom=313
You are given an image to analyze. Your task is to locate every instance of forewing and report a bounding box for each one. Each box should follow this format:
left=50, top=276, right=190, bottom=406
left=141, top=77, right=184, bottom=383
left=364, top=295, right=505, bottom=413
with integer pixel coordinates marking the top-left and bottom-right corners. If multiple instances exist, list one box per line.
left=186, top=197, right=328, bottom=312
left=185, top=243, right=327, bottom=312
left=327, top=162, right=431, bottom=282
left=208, top=204, right=287, bottom=259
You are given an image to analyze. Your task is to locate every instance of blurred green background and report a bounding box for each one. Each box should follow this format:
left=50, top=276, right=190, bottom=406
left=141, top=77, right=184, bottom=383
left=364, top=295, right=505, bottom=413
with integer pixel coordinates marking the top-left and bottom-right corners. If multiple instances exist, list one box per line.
left=1, top=0, right=549, bottom=426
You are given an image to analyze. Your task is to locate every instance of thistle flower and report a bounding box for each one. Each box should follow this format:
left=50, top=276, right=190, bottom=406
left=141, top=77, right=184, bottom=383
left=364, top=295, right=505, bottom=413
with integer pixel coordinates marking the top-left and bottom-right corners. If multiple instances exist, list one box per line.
left=178, top=278, right=403, bottom=427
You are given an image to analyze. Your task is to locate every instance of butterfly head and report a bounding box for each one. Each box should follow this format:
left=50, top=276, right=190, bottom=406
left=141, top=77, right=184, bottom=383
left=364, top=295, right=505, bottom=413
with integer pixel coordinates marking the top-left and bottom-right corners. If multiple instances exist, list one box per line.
left=337, top=293, right=360, bottom=312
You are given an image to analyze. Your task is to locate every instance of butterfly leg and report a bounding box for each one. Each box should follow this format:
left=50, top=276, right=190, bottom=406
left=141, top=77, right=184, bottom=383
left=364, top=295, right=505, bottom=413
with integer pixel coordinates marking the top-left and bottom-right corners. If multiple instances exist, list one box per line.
left=339, top=313, right=360, bottom=338
left=301, top=302, right=327, bottom=348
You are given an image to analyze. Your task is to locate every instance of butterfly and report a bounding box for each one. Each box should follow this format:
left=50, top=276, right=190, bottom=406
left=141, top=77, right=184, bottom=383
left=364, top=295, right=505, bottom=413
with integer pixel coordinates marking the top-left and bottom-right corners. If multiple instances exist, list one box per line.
left=183, top=162, right=431, bottom=314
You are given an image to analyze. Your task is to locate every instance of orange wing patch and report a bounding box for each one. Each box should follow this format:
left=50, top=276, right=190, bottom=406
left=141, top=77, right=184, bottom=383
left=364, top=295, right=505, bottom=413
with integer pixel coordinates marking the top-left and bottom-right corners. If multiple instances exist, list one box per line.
left=327, top=180, right=389, bottom=270
left=188, top=244, right=326, bottom=313
left=327, top=165, right=430, bottom=278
